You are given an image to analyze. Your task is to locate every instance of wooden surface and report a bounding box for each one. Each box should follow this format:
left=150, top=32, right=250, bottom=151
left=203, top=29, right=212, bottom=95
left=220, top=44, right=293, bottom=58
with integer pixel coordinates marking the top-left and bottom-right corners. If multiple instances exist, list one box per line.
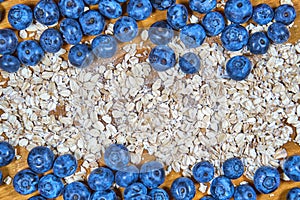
left=0, top=0, right=300, bottom=199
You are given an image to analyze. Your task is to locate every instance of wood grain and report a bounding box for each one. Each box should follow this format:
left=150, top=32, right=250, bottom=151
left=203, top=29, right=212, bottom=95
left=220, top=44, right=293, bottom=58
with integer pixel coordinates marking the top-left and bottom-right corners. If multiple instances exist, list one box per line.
left=0, top=0, right=300, bottom=199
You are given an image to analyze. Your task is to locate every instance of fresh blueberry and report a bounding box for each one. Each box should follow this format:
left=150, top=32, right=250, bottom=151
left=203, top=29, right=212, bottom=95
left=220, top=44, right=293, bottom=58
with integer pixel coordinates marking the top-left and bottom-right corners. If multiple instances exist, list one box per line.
left=79, top=10, right=105, bottom=35
left=222, top=157, right=244, bottom=179
left=34, top=0, right=60, bottom=26
left=124, top=182, right=147, bottom=200
left=38, top=174, right=64, bottom=198
left=179, top=52, right=201, bottom=74
left=274, top=4, right=296, bottom=25
left=39, top=28, right=63, bottom=53
left=115, top=165, right=139, bottom=188
left=252, top=4, right=274, bottom=25
left=149, top=20, right=174, bottom=45
left=114, top=16, right=138, bottom=42
left=92, top=34, right=118, bottom=58
left=221, top=24, right=249, bottom=51
left=0, top=29, right=18, bottom=55
left=287, top=187, right=300, bottom=200
left=98, top=0, right=122, bottom=19
left=0, top=170, right=2, bottom=185
left=131, top=194, right=152, bottom=200
left=27, top=146, right=54, bottom=174
left=127, top=0, right=152, bottom=21
left=84, top=0, right=100, bottom=5
left=53, top=154, right=78, bottom=178
left=224, top=0, right=253, bottom=24
left=8, top=4, right=33, bottom=30
left=189, top=0, right=217, bottom=14
left=60, top=18, right=83, bottom=45
left=200, top=195, right=216, bottom=200
left=104, top=144, right=130, bottom=171
left=115, top=0, right=126, bottom=2
left=148, top=188, right=169, bottom=200
left=150, top=0, right=175, bottom=10
left=210, top=176, right=234, bottom=200
left=13, top=169, right=39, bottom=195
left=58, top=0, right=84, bottom=19
left=140, top=161, right=165, bottom=189
left=167, top=4, right=188, bottom=30
left=171, top=177, right=196, bottom=200
left=267, top=22, right=290, bottom=44
left=202, top=11, right=225, bottom=36
left=28, top=195, right=46, bottom=200
left=192, top=161, right=214, bottom=183
left=180, top=24, right=206, bottom=48
left=253, top=166, right=280, bottom=194
left=283, top=155, right=300, bottom=181
left=0, top=141, right=15, bottom=166
left=68, top=44, right=94, bottom=68
left=226, top=55, right=252, bottom=81
left=248, top=31, right=270, bottom=54
left=0, top=55, right=21, bottom=73
left=63, top=181, right=91, bottom=200
left=234, top=184, right=257, bottom=200
left=88, top=167, right=114, bottom=191
left=91, top=189, right=117, bottom=200
left=149, top=45, right=176, bottom=71
left=17, top=40, right=45, bottom=66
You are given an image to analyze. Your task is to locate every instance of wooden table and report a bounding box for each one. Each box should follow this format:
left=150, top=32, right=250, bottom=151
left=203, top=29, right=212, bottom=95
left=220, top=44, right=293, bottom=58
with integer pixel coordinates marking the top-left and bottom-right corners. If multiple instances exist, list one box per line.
left=0, top=0, right=299, bottom=199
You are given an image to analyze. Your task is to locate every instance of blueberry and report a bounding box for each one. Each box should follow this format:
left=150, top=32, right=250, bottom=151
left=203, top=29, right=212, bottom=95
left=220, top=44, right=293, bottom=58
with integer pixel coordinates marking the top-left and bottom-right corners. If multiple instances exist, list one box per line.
left=115, top=165, right=139, bottom=188
left=150, top=0, right=175, bottom=10
left=63, top=181, right=91, bottom=200
left=116, top=0, right=126, bottom=2
left=200, top=195, right=216, bottom=200
left=180, top=24, right=206, bottom=48
left=202, top=11, right=225, bottom=36
left=0, top=55, right=21, bottom=73
left=222, top=157, right=244, bottom=179
left=58, top=0, right=84, bottom=19
left=104, top=144, right=130, bottom=170
left=92, top=34, right=118, bottom=58
left=252, top=4, right=274, bottom=25
left=98, top=0, right=122, bottom=19
left=114, top=16, right=138, bottom=42
left=248, top=32, right=270, bottom=54
left=234, top=184, right=257, bottom=200
left=253, top=166, right=280, bottom=194
left=149, top=20, right=174, bottom=45
left=38, top=174, right=64, bottom=198
left=34, top=0, right=60, bottom=26
left=149, top=45, right=176, bottom=71
left=27, top=146, right=54, bottom=174
left=13, top=169, right=39, bottom=195
left=88, top=167, right=114, bottom=191
left=283, top=155, right=300, bottom=181
left=60, top=18, right=83, bottom=45
left=179, top=52, right=201, bottom=74
left=124, top=182, right=147, bottom=200
left=17, top=40, right=45, bottom=66
left=127, top=0, right=152, bottom=21
left=210, top=176, right=234, bottom=200
left=28, top=195, right=46, bottom=200
left=267, top=22, right=290, bottom=44
left=53, top=154, right=78, bottom=178
left=0, top=170, right=2, bottom=185
left=84, top=0, right=100, bottom=5
left=140, top=161, right=165, bottom=189
left=274, top=4, right=296, bottom=25
left=8, top=4, right=33, bottom=30
left=224, top=0, right=253, bottom=24
left=287, top=187, right=300, bottom=200
left=91, top=189, right=117, bottom=200
left=68, top=44, right=94, bottom=68
left=148, top=188, right=169, bottom=200
left=226, top=55, right=252, bottom=81
left=0, top=141, right=15, bottom=167
left=79, top=10, right=105, bottom=36
left=189, top=0, right=217, bottom=14
left=0, top=28, right=18, bottom=55
left=40, top=28, right=63, bottom=53
left=167, top=4, right=188, bottom=30
left=221, top=24, right=249, bottom=51
left=171, top=177, right=196, bottom=200
left=192, top=161, right=214, bottom=183
left=131, top=194, right=152, bottom=200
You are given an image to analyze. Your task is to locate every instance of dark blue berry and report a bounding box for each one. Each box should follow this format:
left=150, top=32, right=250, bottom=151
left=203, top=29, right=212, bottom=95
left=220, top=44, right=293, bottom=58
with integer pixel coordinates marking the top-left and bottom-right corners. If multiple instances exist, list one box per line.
left=104, top=143, right=130, bottom=170
left=127, top=0, right=152, bottom=21
left=60, top=18, right=83, bottom=45
left=179, top=52, right=201, bottom=74
left=63, top=181, right=91, bottom=200
left=0, top=141, right=15, bottom=167
left=88, top=167, right=114, bottom=191
left=252, top=4, right=274, bottom=25
left=27, top=146, right=54, bottom=174
left=248, top=31, right=270, bottom=54
left=98, top=0, right=122, bottom=19
left=149, top=20, right=174, bottom=45
left=68, top=44, right=94, bottom=68
left=58, top=0, right=84, bottom=19
left=40, top=28, right=63, bottom=53
left=200, top=195, right=216, bottom=200
left=189, top=0, right=217, bottom=14
left=115, top=165, right=139, bottom=188
left=13, top=169, right=39, bottom=195
left=234, top=184, right=257, bottom=200
left=79, top=10, right=105, bottom=36
left=131, top=194, right=152, bottom=200
left=149, top=45, right=176, bottom=71
left=180, top=23, right=206, bottom=48
left=224, top=0, right=253, bottom=24
left=0, top=170, right=2, bottom=185
left=38, top=174, right=64, bottom=198
left=0, top=29, right=18, bottom=55
left=283, top=155, right=300, bottom=181
left=223, top=157, right=244, bottom=179
left=226, top=55, right=252, bottom=81
left=84, top=0, right=100, bottom=5
left=202, top=11, right=225, bottom=36
left=124, top=182, right=147, bottom=200
left=114, top=16, right=138, bottom=42
left=92, top=34, right=118, bottom=58
left=171, top=177, right=196, bottom=200
left=8, top=4, right=33, bottom=30
left=53, top=154, right=78, bottom=178
left=148, top=188, right=169, bottom=200
left=287, top=187, right=300, bottom=200
left=28, top=195, right=46, bottom=200
left=267, top=22, right=290, bottom=44
left=167, top=4, right=188, bottom=30
left=91, top=189, right=117, bottom=200
left=140, top=161, right=165, bottom=189
left=274, top=4, right=296, bottom=25
left=210, top=176, right=234, bottom=200
left=34, top=0, right=60, bottom=26
left=0, top=55, right=21, bottom=73
left=192, top=161, right=214, bottom=183
left=253, top=166, right=280, bottom=194
left=17, top=40, right=45, bottom=66
left=221, top=24, right=249, bottom=51
left=150, top=0, right=175, bottom=10
left=116, top=0, right=126, bottom=2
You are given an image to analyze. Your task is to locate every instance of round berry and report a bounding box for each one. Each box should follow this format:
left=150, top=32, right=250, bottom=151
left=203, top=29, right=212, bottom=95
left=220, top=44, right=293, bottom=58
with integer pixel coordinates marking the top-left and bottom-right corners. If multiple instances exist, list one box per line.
left=13, top=169, right=39, bottom=195
left=115, top=165, right=139, bottom=188
left=68, top=44, right=94, bottom=68
left=180, top=23, right=206, bottom=48
left=171, top=177, right=196, bottom=200
left=79, top=10, right=105, bottom=36
left=34, top=0, right=60, bottom=26
left=253, top=166, right=280, bottom=194
left=124, top=182, right=147, bottom=199
left=222, top=157, right=244, bottom=179
left=0, top=55, right=21, bottom=73
left=167, top=4, right=188, bottom=30
left=226, top=55, right=252, bottom=81
left=149, top=20, right=174, bottom=45
left=0, top=141, right=15, bottom=167
left=192, top=161, right=214, bottom=183
left=210, top=176, right=234, bottom=200
left=252, top=4, right=274, bottom=25
left=274, top=4, right=296, bottom=25
left=200, top=196, right=216, bottom=200
left=104, top=143, right=130, bottom=170
left=27, top=146, right=54, bottom=174
left=88, top=167, right=114, bottom=191
left=60, top=18, right=83, bottom=45
left=127, top=0, right=152, bottom=21
left=92, top=34, right=118, bottom=59
left=283, top=155, right=300, bottom=181
left=179, top=52, right=201, bottom=74
left=17, top=40, right=45, bottom=66
left=287, top=187, right=300, bottom=200
left=28, top=195, right=46, bottom=200
left=53, top=154, right=78, bottom=178
left=40, top=28, right=63, bottom=53
left=221, top=24, right=249, bottom=51
left=58, top=0, right=84, bottom=19
left=63, top=181, right=91, bottom=200
left=234, top=184, right=257, bottom=200
left=114, top=16, right=138, bottom=42
left=148, top=188, right=169, bottom=200
left=0, top=170, right=2, bottom=185
left=91, top=189, right=117, bottom=200
left=131, top=194, right=152, bottom=199
left=84, top=0, right=100, bottom=4
left=149, top=45, right=176, bottom=71
left=8, top=4, right=33, bottom=30
left=267, top=22, right=290, bottom=44
left=202, top=11, right=225, bottom=36
left=150, top=0, right=175, bottom=10
left=248, top=31, right=270, bottom=55
left=38, top=174, right=64, bottom=198
left=0, top=29, right=18, bottom=55
left=224, top=0, right=253, bottom=24
left=189, top=0, right=217, bottom=14
left=140, top=161, right=165, bottom=189
left=98, top=0, right=122, bottom=19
